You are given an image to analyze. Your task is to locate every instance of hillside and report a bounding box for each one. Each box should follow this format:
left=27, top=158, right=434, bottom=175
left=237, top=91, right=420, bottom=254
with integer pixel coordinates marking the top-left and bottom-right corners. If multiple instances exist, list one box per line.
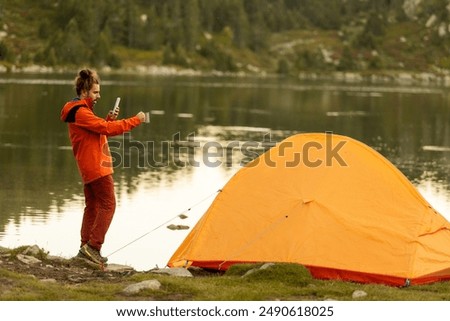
left=1, top=0, right=450, bottom=77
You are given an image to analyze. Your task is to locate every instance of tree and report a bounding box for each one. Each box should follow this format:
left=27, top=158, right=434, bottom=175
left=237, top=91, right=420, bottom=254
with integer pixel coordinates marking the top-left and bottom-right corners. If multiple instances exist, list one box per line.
left=295, top=49, right=325, bottom=71
left=244, top=0, right=268, bottom=51
left=354, top=11, right=385, bottom=49
left=124, top=1, right=140, bottom=47
left=53, top=18, right=88, bottom=65
left=337, top=46, right=357, bottom=71
left=198, top=0, right=219, bottom=32
left=163, top=0, right=184, bottom=50
left=296, top=0, right=344, bottom=29
left=0, top=41, right=9, bottom=61
left=230, top=0, right=250, bottom=49
left=91, top=31, right=111, bottom=67
left=182, top=0, right=200, bottom=52
left=365, top=11, right=386, bottom=36
left=277, top=58, right=290, bottom=75
left=265, top=0, right=296, bottom=31
left=138, top=6, right=164, bottom=50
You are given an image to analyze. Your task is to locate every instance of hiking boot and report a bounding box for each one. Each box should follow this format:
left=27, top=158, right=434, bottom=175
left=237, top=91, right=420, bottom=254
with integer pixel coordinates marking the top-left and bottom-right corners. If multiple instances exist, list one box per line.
left=76, top=250, right=87, bottom=260
left=79, top=244, right=108, bottom=264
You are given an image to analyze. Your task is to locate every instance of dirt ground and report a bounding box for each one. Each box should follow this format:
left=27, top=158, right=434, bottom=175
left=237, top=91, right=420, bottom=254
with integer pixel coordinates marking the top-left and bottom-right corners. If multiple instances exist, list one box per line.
left=0, top=246, right=137, bottom=286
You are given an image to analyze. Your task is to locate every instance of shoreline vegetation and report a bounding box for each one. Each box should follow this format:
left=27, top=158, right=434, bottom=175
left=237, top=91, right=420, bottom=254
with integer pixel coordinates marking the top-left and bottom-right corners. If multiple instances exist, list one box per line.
left=2, top=64, right=450, bottom=89
left=2, top=244, right=450, bottom=301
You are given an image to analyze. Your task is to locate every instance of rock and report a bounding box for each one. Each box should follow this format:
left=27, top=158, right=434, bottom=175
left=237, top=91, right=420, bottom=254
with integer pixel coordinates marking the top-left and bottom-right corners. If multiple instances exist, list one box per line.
left=439, top=23, right=447, bottom=37
left=426, top=14, right=437, bottom=28
left=260, top=263, right=275, bottom=270
left=242, top=269, right=256, bottom=278
left=167, top=224, right=190, bottom=230
left=352, top=290, right=368, bottom=299
left=23, top=245, right=43, bottom=256
left=243, top=263, right=275, bottom=278
left=320, top=48, right=333, bottom=64
left=41, top=278, right=57, bottom=284
left=150, top=267, right=193, bottom=278
left=46, top=255, right=67, bottom=263
left=67, top=275, right=85, bottom=283
left=104, top=263, right=135, bottom=273
left=17, top=254, right=41, bottom=265
left=403, top=0, right=422, bottom=20
left=122, top=279, right=161, bottom=295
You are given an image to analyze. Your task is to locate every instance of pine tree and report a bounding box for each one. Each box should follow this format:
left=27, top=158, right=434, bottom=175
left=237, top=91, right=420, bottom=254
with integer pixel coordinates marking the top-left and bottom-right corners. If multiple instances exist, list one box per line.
left=164, top=0, right=183, bottom=50
left=53, top=19, right=87, bottom=65
left=244, top=0, right=268, bottom=51
left=231, top=0, right=250, bottom=49
left=124, top=1, right=140, bottom=47
left=182, top=0, right=200, bottom=52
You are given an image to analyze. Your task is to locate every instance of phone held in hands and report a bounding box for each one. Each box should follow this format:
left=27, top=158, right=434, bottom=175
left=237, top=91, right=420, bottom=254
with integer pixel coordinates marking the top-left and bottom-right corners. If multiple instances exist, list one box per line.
left=113, top=97, right=120, bottom=116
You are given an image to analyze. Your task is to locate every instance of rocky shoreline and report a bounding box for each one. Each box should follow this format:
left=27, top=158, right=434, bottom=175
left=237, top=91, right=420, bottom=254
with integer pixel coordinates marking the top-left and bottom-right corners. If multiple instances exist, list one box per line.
left=0, top=244, right=196, bottom=296
left=2, top=63, right=450, bottom=88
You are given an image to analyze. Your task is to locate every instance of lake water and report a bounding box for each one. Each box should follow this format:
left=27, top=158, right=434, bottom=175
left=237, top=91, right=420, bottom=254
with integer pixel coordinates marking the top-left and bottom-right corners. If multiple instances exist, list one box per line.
left=0, top=73, right=449, bottom=271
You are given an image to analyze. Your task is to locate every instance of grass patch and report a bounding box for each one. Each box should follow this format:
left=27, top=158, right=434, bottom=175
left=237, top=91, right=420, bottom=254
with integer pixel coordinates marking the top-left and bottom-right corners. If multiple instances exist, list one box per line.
left=2, top=245, right=450, bottom=301
left=0, top=267, right=128, bottom=300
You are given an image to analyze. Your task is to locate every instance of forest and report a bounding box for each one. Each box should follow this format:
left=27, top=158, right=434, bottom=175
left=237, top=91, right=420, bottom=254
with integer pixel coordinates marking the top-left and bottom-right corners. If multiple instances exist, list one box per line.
left=1, top=0, right=450, bottom=74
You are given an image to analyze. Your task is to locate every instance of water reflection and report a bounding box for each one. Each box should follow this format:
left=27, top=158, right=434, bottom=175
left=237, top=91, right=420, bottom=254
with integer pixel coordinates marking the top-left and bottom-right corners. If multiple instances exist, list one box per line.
left=0, top=74, right=449, bottom=270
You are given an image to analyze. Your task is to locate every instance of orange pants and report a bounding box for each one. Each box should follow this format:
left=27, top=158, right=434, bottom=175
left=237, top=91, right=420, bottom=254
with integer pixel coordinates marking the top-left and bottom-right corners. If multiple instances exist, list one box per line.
left=81, top=175, right=116, bottom=251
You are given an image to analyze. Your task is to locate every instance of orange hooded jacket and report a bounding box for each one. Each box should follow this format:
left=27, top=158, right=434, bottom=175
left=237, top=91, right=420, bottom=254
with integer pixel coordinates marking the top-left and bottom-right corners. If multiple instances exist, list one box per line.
left=60, top=97, right=141, bottom=184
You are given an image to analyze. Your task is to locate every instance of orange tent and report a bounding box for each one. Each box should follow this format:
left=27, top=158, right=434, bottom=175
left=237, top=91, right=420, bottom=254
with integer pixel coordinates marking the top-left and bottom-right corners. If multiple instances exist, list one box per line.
left=168, top=133, right=450, bottom=286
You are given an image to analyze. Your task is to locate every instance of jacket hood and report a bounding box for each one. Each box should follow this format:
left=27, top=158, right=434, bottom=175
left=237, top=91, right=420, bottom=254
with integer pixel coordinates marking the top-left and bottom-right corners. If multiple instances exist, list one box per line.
left=60, top=97, right=94, bottom=122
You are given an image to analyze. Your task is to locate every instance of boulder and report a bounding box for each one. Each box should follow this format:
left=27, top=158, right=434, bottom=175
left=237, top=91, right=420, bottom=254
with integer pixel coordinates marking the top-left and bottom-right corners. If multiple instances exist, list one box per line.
left=23, top=245, right=43, bottom=257
left=122, top=279, right=161, bottom=295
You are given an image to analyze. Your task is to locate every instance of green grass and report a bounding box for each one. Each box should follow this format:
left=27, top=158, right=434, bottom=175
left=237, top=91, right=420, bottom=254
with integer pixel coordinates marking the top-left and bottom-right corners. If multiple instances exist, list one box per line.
left=3, top=261, right=450, bottom=301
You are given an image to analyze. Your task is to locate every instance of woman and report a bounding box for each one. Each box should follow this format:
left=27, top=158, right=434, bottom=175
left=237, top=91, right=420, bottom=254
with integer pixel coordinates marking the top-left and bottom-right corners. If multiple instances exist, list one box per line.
left=60, top=69, right=145, bottom=265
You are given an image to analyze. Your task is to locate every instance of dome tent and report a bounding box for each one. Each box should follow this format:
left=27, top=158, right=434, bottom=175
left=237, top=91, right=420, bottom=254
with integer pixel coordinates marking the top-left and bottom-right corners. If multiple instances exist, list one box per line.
left=168, top=133, right=450, bottom=286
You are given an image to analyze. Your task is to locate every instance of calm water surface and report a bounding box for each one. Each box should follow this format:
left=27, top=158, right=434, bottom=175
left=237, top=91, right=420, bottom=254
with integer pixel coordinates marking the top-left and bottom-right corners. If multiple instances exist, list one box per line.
left=0, top=74, right=449, bottom=270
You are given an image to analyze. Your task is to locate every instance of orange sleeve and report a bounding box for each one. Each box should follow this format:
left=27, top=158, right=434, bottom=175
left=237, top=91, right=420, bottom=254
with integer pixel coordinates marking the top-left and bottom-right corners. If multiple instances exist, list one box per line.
left=75, top=107, right=142, bottom=136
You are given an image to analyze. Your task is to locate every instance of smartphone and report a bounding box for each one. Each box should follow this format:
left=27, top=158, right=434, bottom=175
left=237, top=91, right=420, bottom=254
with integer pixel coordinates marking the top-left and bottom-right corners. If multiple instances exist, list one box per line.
left=113, top=97, right=120, bottom=115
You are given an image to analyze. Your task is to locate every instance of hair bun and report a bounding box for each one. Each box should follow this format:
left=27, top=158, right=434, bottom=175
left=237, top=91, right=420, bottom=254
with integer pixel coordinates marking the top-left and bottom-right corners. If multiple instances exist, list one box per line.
left=74, top=69, right=99, bottom=95
left=79, top=69, right=91, bottom=79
